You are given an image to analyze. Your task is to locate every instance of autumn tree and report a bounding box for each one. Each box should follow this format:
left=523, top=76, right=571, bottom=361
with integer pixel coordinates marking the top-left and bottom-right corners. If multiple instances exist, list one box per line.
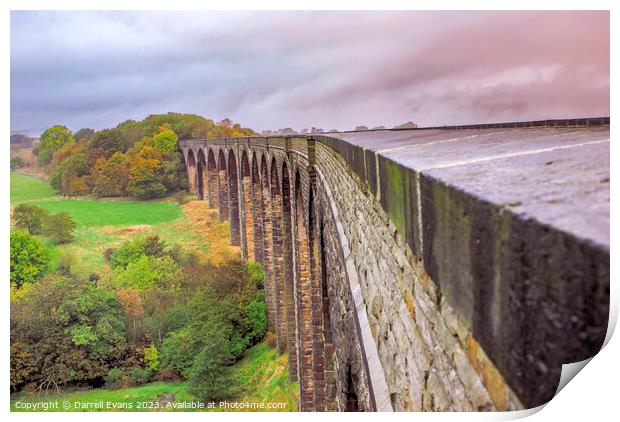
left=88, top=128, right=126, bottom=158
left=126, top=155, right=166, bottom=199
left=10, top=230, right=50, bottom=288
left=152, top=129, right=178, bottom=153
left=38, top=125, right=74, bottom=166
left=74, top=128, right=95, bottom=142
left=41, top=212, right=76, bottom=244
left=10, top=275, right=126, bottom=391
left=93, top=152, right=129, bottom=197
left=11, top=204, right=49, bottom=235
left=50, top=140, right=86, bottom=169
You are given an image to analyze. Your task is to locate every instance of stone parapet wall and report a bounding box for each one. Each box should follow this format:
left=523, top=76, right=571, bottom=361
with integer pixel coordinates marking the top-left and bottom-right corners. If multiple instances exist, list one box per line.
left=178, top=121, right=609, bottom=411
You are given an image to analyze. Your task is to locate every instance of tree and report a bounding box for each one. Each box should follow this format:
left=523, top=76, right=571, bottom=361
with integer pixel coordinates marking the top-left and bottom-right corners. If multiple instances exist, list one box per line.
left=11, top=204, right=49, bottom=235
left=10, top=230, right=50, bottom=288
left=113, top=255, right=180, bottom=292
left=152, top=129, right=178, bottom=153
left=93, top=152, right=129, bottom=197
left=41, top=212, right=76, bottom=243
left=126, top=156, right=166, bottom=200
left=50, top=140, right=86, bottom=170
left=10, top=274, right=126, bottom=391
left=116, top=287, right=144, bottom=340
left=10, top=156, right=26, bottom=170
left=88, top=128, right=126, bottom=158
left=38, top=125, right=74, bottom=166
left=188, top=323, right=234, bottom=402
left=50, top=153, right=90, bottom=195
left=74, top=128, right=95, bottom=142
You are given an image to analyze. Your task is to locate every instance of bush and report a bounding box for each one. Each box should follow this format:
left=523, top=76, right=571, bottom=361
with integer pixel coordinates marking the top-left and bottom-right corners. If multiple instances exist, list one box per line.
left=188, top=326, right=234, bottom=402
left=152, top=369, right=181, bottom=383
left=57, top=251, right=76, bottom=276
left=129, top=367, right=152, bottom=385
left=247, top=261, right=264, bottom=288
left=264, top=331, right=277, bottom=348
left=10, top=156, right=26, bottom=170
left=247, top=296, right=268, bottom=344
left=143, top=344, right=160, bottom=370
left=160, top=328, right=199, bottom=379
left=10, top=230, right=50, bottom=288
left=12, top=204, right=49, bottom=235
left=41, top=212, right=76, bottom=244
left=105, top=367, right=125, bottom=389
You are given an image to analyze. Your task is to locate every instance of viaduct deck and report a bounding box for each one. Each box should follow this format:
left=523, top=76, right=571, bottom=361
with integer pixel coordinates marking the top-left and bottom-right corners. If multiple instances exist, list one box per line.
left=178, top=117, right=609, bottom=411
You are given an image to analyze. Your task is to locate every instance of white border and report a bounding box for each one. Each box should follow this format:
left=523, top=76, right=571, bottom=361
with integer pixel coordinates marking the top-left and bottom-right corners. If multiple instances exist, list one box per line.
left=2, top=2, right=616, bottom=422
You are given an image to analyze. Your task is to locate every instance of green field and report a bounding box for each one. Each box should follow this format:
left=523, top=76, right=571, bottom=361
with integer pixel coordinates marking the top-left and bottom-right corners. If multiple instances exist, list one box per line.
left=10, top=172, right=56, bottom=204
left=29, top=199, right=182, bottom=228
left=10, top=172, right=200, bottom=272
left=10, top=342, right=297, bottom=412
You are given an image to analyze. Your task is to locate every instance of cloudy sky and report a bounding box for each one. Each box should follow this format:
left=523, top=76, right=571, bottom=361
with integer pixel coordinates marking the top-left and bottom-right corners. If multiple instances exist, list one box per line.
left=11, top=10, right=609, bottom=135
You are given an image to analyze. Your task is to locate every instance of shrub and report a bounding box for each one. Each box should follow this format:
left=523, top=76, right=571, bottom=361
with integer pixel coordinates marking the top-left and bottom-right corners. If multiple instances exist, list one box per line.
left=10, top=156, right=25, bottom=170
left=160, top=328, right=199, bottom=379
left=57, top=251, right=76, bottom=276
left=247, top=261, right=264, bottom=288
left=129, top=367, right=152, bottom=385
left=105, top=367, right=125, bottom=389
left=10, top=230, right=50, bottom=287
left=247, top=297, right=268, bottom=345
left=143, top=344, right=160, bottom=370
left=152, top=369, right=181, bottom=382
left=188, top=327, right=234, bottom=402
left=11, top=204, right=49, bottom=235
left=41, top=212, right=76, bottom=244
left=264, top=331, right=277, bottom=348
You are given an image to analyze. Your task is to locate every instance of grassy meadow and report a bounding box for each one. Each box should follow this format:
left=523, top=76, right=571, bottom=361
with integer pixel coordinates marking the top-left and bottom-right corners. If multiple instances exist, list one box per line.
left=10, top=172, right=238, bottom=273
left=10, top=341, right=297, bottom=412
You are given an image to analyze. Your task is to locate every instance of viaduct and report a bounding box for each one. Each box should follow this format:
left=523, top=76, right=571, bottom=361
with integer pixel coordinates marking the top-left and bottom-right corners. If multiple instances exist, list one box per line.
left=178, top=117, right=610, bottom=412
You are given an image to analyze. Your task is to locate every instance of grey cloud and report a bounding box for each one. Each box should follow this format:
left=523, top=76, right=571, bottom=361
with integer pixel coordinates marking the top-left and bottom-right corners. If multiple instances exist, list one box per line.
left=10, top=11, right=609, bottom=136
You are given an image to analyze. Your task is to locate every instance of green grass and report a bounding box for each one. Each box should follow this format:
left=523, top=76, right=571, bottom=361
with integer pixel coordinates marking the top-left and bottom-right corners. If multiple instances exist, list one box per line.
left=10, top=172, right=187, bottom=272
left=10, top=172, right=56, bottom=204
left=10, top=342, right=298, bottom=412
left=28, top=199, right=182, bottom=228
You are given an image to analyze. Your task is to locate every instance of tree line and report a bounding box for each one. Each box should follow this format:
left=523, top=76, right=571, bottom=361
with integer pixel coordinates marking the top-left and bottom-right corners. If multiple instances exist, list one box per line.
left=34, top=113, right=255, bottom=199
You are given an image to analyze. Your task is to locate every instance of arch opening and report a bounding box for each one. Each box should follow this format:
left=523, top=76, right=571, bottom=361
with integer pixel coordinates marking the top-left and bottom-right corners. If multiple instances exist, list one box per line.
left=217, top=150, right=229, bottom=222
left=261, top=155, right=275, bottom=331
left=196, top=149, right=206, bottom=200
left=207, top=149, right=219, bottom=208
left=186, top=149, right=198, bottom=195
left=281, top=162, right=298, bottom=380
left=251, top=153, right=265, bottom=265
left=294, top=170, right=314, bottom=411
left=271, top=158, right=287, bottom=352
left=228, top=150, right=241, bottom=246
left=241, top=151, right=254, bottom=261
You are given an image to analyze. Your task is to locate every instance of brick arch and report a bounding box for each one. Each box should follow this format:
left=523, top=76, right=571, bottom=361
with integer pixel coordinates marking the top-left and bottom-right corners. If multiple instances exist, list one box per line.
left=196, top=149, right=207, bottom=200
left=217, top=149, right=229, bottom=222
left=281, top=161, right=298, bottom=380
left=260, top=155, right=275, bottom=331
left=294, top=169, right=315, bottom=411
left=227, top=149, right=240, bottom=246
left=307, top=186, right=328, bottom=410
left=270, top=158, right=287, bottom=353
left=241, top=150, right=254, bottom=261
left=206, top=149, right=218, bottom=208
left=185, top=148, right=198, bottom=195
left=251, top=152, right=265, bottom=265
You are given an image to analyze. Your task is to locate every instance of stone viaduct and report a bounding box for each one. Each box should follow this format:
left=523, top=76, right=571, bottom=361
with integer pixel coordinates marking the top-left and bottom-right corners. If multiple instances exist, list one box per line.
left=178, top=117, right=610, bottom=412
